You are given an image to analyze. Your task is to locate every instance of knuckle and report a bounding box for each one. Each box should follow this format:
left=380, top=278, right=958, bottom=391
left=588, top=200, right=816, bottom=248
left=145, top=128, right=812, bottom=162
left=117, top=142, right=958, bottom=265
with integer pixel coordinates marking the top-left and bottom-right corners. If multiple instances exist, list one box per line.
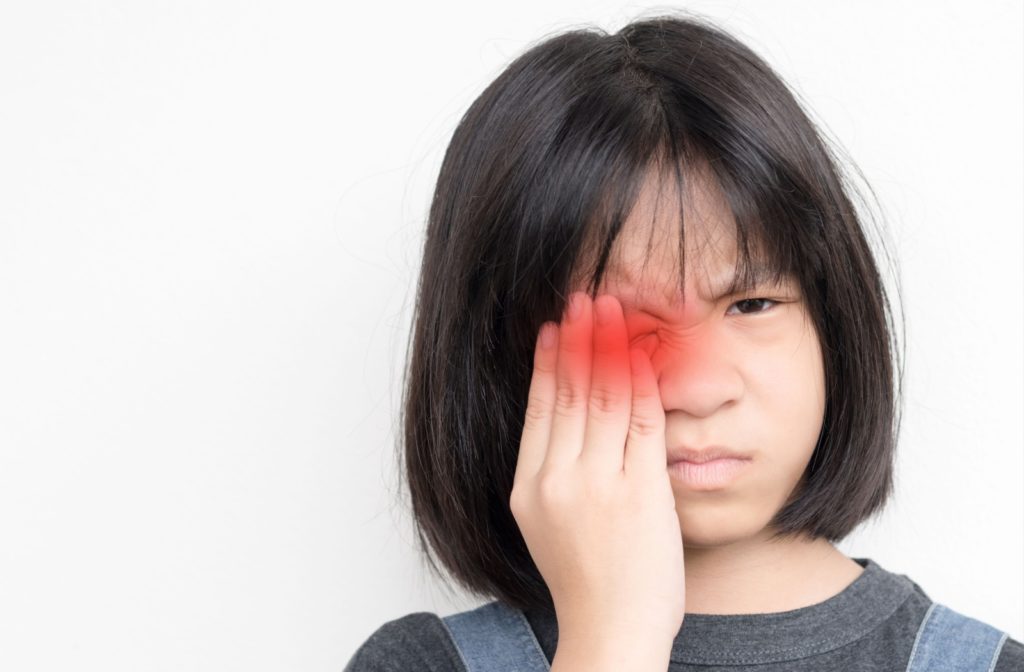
left=508, top=486, right=529, bottom=516
left=523, top=399, right=549, bottom=427
left=536, top=471, right=572, bottom=508
left=587, top=384, right=621, bottom=417
left=629, top=411, right=661, bottom=437
left=553, top=380, right=586, bottom=414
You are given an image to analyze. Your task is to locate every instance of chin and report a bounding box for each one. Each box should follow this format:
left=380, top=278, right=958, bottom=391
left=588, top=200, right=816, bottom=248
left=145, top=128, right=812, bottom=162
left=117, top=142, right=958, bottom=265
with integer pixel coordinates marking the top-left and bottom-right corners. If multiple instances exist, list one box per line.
left=676, top=505, right=765, bottom=548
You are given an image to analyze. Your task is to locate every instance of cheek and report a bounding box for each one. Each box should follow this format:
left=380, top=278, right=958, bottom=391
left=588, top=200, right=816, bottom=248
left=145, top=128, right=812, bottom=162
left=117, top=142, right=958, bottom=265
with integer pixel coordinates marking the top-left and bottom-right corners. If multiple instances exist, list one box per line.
left=754, top=341, right=827, bottom=482
left=743, top=313, right=826, bottom=410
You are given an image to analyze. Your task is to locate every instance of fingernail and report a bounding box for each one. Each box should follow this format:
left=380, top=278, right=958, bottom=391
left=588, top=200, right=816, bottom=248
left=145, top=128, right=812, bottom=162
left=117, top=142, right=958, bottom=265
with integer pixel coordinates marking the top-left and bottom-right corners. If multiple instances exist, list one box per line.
left=540, top=322, right=557, bottom=349
left=568, top=293, right=584, bottom=320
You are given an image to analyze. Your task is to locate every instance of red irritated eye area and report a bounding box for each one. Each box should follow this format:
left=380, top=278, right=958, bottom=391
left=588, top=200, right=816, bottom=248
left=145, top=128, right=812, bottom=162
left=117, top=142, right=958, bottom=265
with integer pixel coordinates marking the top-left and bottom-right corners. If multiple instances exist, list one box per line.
left=631, top=332, right=660, bottom=358
left=624, top=314, right=661, bottom=356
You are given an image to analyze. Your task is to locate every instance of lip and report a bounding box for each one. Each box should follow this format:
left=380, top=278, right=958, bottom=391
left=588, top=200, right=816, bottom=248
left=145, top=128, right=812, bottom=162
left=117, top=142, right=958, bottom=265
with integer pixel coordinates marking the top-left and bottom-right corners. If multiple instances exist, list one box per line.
left=667, top=457, right=750, bottom=490
left=667, top=445, right=751, bottom=464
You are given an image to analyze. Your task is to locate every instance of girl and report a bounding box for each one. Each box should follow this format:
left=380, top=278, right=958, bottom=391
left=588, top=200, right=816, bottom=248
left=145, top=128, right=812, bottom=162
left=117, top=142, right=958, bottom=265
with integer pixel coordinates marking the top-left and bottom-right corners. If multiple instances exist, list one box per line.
left=345, top=11, right=1022, bottom=671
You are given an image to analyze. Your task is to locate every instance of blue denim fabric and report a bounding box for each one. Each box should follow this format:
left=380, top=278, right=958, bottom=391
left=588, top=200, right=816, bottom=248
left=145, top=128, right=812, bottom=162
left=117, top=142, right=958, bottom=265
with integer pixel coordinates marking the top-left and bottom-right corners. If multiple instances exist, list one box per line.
left=442, top=599, right=1009, bottom=671
left=905, top=602, right=1009, bottom=672
left=441, top=601, right=550, bottom=672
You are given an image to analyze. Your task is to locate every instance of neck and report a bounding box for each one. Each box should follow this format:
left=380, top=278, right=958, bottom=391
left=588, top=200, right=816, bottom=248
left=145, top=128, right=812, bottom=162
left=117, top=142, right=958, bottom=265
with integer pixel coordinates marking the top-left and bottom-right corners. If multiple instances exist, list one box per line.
left=681, top=529, right=864, bottom=615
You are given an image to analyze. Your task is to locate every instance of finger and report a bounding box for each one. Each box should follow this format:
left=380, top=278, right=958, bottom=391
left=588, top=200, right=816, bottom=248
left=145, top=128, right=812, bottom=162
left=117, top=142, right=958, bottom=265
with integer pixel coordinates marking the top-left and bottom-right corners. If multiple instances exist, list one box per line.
left=623, top=346, right=667, bottom=477
left=542, top=291, right=593, bottom=470
left=513, top=321, right=560, bottom=486
left=580, top=294, right=632, bottom=473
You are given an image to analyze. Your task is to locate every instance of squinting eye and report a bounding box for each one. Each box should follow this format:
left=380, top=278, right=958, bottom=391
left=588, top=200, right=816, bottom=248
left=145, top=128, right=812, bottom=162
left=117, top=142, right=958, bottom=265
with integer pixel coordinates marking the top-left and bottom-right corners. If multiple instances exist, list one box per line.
left=727, top=298, right=779, bottom=316
left=630, top=332, right=660, bottom=351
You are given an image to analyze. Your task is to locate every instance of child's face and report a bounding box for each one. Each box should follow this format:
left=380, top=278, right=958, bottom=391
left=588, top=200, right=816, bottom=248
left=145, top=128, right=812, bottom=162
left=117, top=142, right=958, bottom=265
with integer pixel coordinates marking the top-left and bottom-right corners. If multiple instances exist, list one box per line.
left=581, top=171, right=825, bottom=549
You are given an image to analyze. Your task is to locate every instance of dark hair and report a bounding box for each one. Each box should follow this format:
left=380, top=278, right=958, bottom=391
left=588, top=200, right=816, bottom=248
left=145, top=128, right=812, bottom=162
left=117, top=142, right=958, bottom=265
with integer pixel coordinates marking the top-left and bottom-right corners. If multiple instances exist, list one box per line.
left=398, top=10, right=904, bottom=614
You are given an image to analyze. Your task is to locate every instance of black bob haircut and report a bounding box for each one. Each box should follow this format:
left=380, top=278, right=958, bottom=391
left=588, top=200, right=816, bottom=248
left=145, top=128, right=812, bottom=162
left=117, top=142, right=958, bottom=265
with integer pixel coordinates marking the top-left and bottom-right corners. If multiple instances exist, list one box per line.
left=397, top=10, right=905, bottom=615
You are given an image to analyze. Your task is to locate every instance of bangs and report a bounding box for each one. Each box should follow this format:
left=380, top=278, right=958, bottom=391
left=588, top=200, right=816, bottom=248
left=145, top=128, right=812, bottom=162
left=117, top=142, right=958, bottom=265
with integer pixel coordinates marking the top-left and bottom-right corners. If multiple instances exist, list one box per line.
left=569, top=147, right=820, bottom=312
left=402, top=11, right=902, bottom=613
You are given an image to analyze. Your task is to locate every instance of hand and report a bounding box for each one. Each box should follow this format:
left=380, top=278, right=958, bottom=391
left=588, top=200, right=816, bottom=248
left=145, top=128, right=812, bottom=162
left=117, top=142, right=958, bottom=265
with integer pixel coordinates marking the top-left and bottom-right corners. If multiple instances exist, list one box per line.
left=510, top=291, right=686, bottom=649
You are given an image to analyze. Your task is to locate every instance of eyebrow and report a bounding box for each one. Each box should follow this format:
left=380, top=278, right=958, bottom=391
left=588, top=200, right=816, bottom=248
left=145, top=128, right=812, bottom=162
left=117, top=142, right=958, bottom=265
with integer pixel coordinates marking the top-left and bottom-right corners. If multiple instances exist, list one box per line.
left=605, top=259, right=787, bottom=305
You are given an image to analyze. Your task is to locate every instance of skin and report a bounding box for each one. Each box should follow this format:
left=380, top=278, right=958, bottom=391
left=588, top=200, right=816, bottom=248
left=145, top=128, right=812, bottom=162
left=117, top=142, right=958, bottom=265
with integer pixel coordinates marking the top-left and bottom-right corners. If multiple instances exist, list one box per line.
left=579, top=166, right=865, bottom=616
left=512, top=163, right=868, bottom=667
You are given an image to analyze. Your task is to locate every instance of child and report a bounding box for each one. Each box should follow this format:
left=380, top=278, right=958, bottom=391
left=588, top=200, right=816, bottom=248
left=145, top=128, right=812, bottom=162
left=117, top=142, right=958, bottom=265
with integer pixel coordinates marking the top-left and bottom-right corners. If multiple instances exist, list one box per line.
left=345, top=11, right=1022, bottom=671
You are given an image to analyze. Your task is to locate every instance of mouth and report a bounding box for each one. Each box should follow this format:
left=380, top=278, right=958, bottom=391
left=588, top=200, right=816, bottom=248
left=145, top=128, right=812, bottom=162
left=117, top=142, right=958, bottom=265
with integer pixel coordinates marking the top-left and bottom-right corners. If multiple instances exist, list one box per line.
left=666, top=456, right=751, bottom=489
left=666, top=445, right=751, bottom=464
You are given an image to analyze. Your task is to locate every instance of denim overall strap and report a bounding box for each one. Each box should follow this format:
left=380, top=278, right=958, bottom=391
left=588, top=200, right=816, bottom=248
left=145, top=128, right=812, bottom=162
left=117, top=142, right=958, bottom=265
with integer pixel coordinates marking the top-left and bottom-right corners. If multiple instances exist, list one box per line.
left=441, top=600, right=551, bottom=672
left=905, top=602, right=1009, bottom=672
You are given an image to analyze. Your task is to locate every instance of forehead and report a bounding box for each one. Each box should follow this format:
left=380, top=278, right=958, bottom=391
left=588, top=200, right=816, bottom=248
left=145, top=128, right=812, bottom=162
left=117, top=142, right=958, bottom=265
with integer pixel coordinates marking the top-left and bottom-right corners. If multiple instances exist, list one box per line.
left=598, top=166, right=748, bottom=293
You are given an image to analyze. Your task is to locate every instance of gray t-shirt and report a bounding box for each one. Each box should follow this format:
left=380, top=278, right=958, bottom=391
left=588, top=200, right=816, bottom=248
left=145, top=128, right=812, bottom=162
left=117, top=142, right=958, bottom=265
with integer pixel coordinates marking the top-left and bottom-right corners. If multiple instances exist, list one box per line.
left=344, top=557, right=1023, bottom=671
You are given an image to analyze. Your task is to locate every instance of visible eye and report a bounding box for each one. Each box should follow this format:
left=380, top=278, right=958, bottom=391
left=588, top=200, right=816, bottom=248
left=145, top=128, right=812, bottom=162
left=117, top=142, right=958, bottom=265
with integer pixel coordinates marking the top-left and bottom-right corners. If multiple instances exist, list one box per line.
left=727, top=298, right=779, bottom=316
left=624, top=296, right=784, bottom=345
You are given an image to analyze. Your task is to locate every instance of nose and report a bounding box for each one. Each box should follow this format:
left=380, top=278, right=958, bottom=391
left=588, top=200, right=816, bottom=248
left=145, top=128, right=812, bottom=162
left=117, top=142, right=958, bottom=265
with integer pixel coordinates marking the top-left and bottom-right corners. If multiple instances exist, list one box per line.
left=651, top=330, right=745, bottom=418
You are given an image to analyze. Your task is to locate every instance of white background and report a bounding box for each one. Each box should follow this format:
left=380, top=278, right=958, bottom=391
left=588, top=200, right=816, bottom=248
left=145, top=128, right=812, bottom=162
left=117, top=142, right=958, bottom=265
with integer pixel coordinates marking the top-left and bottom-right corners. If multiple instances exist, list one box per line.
left=0, top=1, right=1021, bottom=669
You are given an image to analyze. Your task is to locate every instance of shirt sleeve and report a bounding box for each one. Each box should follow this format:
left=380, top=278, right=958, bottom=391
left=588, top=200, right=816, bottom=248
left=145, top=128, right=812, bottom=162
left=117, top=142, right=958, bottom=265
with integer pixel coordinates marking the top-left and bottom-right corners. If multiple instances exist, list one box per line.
left=343, top=612, right=466, bottom=672
left=994, top=635, right=1024, bottom=672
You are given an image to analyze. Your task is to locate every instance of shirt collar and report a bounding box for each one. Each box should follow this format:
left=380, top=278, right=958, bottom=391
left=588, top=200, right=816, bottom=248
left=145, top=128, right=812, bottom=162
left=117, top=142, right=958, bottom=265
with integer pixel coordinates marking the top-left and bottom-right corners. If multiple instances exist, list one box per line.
left=524, top=557, right=916, bottom=665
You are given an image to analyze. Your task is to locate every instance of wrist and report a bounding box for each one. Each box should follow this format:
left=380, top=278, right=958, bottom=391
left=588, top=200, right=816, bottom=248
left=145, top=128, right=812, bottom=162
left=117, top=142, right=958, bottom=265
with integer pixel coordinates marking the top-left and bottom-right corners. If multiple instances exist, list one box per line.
left=552, top=630, right=674, bottom=672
